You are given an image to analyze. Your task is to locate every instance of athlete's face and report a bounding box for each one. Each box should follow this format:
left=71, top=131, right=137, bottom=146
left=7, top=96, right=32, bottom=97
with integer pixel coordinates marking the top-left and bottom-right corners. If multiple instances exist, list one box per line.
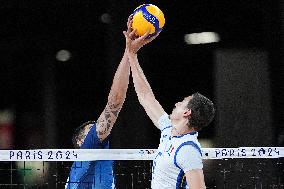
left=170, top=96, right=192, bottom=120
left=77, top=124, right=92, bottom=147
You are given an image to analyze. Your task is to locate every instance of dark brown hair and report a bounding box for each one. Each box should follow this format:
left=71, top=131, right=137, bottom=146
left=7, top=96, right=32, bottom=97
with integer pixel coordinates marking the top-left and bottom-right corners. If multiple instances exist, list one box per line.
left=187, top=92, right=215, bottom=131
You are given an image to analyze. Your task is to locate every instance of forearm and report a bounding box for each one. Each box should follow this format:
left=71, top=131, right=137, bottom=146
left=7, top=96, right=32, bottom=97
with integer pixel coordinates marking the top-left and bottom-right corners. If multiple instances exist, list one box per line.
left=128, top=52, right=155, bottom=100
left=128, top=52, right=165, bottom=128
left=124, top=22, right=165, bottom=127
left=108, top=49, right=130, bottom=104
left=96, top=50, right=130, bottom=142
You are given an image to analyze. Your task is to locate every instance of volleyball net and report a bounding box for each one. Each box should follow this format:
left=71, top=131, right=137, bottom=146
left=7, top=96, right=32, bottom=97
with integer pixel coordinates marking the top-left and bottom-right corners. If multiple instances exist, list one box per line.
left=0, top=147, right=283, bottom=188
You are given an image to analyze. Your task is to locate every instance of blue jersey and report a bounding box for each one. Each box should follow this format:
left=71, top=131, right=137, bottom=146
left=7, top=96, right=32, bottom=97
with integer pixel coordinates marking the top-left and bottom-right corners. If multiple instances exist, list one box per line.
left=66, top=123, right=114, bottom=189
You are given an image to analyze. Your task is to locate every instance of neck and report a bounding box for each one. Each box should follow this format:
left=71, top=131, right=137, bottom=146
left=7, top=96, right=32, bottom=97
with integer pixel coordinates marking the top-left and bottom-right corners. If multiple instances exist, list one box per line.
left=170, top=118, right=195, bottom=136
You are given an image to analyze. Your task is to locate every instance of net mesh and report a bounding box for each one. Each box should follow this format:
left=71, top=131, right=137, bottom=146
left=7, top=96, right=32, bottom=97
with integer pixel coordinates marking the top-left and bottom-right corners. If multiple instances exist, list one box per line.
left=0, top=158, right=283, bottom=189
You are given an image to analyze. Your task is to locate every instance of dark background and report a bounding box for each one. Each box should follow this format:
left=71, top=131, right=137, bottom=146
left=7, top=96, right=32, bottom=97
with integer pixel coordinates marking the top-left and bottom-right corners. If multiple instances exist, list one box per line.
left=0, top=0, right=282, bottom=149
left=0, top=0, right=283, bottom=187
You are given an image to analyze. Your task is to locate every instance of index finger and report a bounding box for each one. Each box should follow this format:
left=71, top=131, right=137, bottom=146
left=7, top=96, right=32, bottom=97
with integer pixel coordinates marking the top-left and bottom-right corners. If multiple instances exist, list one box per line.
left=127, top=20, right=133, bottom=33
left=127, top=17, right=133, bottom=32
left=144, top=31, right=160, bottom=44
left=127, top=15, right=132, bottom=26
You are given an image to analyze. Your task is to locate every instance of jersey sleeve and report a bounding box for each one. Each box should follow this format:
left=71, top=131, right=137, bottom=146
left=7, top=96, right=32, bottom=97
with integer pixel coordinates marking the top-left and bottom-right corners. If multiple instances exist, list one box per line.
left=80, top=123, right=109, bottom=149
left=158, top=113, right=172, bottom=131
left=176, top=145, right=203, bottom=172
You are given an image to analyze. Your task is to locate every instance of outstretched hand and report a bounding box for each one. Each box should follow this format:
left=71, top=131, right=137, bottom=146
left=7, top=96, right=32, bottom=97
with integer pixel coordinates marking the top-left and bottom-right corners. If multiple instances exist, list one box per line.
left=123, top=16, right=160, bottom=54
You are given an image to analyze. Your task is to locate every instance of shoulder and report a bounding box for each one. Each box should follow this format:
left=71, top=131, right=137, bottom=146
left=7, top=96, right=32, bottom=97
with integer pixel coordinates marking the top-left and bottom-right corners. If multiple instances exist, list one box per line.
left=175, top=144, right=202, bottom=158
left=81, top=122, right=110, bottom=149
left=175, top=140, right=202, bottom=156
left=174, top=142, right=203, bottom=171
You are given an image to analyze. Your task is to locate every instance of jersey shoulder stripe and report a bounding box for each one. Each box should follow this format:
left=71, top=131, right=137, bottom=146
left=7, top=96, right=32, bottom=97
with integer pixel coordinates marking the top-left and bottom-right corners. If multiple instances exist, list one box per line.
left=173, top=141, right=202, bottom=170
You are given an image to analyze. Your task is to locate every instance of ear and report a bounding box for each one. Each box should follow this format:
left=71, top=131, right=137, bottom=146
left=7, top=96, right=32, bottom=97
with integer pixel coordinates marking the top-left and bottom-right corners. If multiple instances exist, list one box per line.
left=183, top=109, right=192, bottom=117
left=77, top=139, right=83, bottom=146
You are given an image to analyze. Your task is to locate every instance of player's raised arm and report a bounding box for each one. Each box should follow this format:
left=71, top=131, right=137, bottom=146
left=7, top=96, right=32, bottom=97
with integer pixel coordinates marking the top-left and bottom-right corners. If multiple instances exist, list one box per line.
left=124, top=29, right=165, bottom=129
left=96, top=18, right=132, bottom=142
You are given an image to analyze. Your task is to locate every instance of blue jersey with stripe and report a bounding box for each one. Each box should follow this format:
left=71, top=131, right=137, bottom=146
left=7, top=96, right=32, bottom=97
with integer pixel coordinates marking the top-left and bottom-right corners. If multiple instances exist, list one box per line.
left=65, top=123, right=114, bottom=189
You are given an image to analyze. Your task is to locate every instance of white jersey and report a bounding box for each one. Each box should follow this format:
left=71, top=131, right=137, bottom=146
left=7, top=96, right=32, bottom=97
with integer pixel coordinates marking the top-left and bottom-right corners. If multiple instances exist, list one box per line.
left=151, top=113, right=203, bottom=189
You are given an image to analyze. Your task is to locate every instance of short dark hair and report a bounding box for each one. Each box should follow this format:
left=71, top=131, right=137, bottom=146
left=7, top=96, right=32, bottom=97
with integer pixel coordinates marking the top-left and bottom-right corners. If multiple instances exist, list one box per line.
left=72, top=120, right=96, bottom=148
left=187, top=92, right=215, bottom=131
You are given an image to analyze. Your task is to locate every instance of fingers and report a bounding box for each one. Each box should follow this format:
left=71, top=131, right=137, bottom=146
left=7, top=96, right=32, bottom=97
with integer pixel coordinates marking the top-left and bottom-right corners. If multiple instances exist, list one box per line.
left=139, top=29, right=150, bottom=41
left=137, top=29, right=160, bottom=45
left=127, top=15, right=132, bottom=25
left=127, top=15, right=133, bottom=28
left=123, top=31, right=129, bottom=39
left=152, top=31, right=160, bottom=39
left=145, top=31, right=160, bottom=44
left=127, top=20, right=133, bottom=33
left=123, top=28, right=137, bottom=41
left=129, top=29, right=137, bottom=39
left=127, top=15, right=134, bottom=34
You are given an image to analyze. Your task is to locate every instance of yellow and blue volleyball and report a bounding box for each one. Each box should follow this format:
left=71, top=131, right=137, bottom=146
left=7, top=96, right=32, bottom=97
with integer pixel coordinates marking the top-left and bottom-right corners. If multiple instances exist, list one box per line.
left=131, top=4, right=165, bottom=37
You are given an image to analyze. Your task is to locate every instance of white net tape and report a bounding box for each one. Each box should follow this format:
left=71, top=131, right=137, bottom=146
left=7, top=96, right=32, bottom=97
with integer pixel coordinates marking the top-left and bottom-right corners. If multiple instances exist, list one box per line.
left=0, top=147, right=283, bottom=161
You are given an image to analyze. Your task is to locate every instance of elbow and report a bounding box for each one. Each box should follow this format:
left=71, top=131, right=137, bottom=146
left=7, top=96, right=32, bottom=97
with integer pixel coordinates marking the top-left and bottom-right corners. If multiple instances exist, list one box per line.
left=108, top=93, right=125, bottom=105
left=108, top=85, right=128, bottom=103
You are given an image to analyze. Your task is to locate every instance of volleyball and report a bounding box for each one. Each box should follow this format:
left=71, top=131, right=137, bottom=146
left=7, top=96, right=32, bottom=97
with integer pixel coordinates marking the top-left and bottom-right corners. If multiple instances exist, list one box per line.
left=131, top=4, right=165, bottom=37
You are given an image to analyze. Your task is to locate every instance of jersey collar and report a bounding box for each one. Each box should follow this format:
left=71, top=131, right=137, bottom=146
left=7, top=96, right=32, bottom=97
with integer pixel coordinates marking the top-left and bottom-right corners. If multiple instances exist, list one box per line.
left=172, top=131, right=198, bottom=138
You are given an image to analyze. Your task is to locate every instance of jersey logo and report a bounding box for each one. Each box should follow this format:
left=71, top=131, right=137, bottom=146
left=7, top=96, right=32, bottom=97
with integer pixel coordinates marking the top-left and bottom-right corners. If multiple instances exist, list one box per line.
left=165, top=144, right=174, bottom=156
